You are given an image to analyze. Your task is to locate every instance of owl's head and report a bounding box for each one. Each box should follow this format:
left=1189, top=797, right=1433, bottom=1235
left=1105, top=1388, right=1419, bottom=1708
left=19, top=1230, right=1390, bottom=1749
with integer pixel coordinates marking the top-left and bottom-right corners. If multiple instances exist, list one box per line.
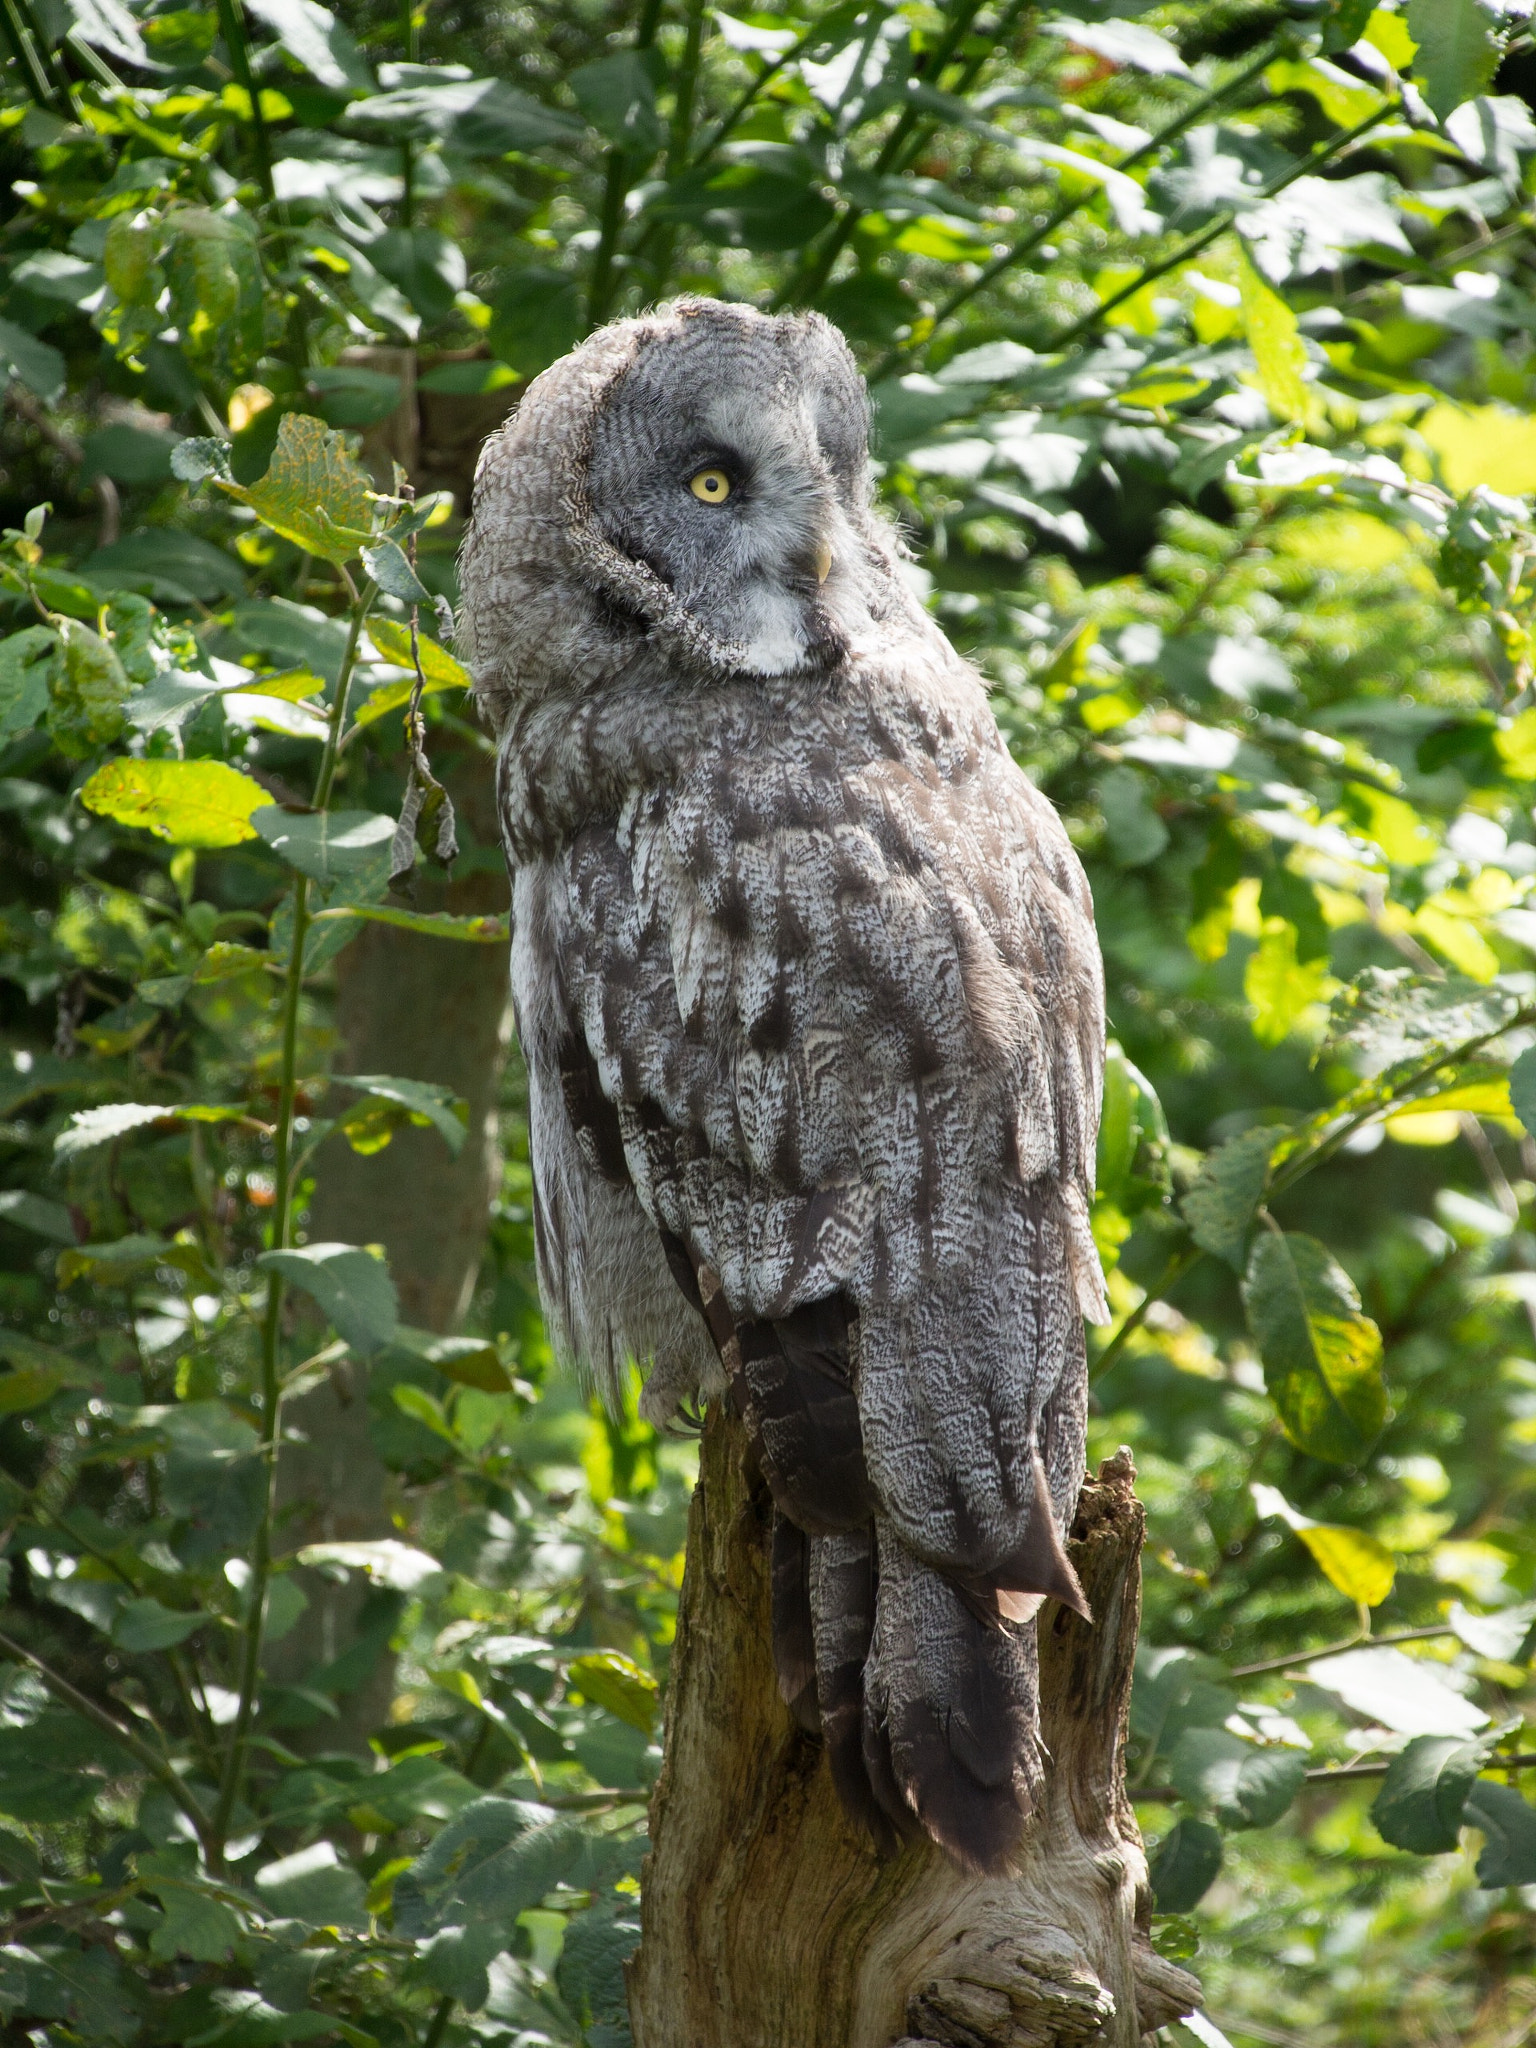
left=461, top=299, right=915, bottom=725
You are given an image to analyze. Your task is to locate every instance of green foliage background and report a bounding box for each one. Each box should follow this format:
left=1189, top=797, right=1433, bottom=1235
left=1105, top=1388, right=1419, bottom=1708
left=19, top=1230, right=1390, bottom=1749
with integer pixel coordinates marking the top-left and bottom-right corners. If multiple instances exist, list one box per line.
left=2, top=0, right=1536, bottom=2040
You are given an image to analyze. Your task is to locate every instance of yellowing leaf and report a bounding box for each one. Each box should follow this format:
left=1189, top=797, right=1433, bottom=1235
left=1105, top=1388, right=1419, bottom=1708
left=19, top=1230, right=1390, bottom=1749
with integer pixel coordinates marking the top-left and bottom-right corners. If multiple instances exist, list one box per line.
left=1266, top=56, right=1387, bottom=128
left=1414, top=904, right=1499, bottom=983
left=79, top=758, right=270, bottom=848
left=1245, top=919, right=1334, bottom=1045
left=217, top=413, right=375, bottom=564
left=365, top=617, right=471, bottom=689
left=1343, top=784, right=1439, bottom=866
left=1277, top=508, right=1410, bottom=571
left=1496, top=708, right=1536, bottom=779
left=1384, top=1110, right=1462, bottom=1146
left=1296, top=1524, right=1397, bottom=1607
left=1419, top=403, right=1536, bottom=497
left=1238, top=247, right=1311, bottom=428
left=1253, top=1482, right=1395, bottom=1605
left=1364, top=6, right=1417, bottom=69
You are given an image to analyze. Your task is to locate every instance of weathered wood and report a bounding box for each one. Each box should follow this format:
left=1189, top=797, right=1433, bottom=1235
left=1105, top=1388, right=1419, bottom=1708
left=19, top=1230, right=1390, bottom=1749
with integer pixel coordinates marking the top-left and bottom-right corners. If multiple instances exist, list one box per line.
left=627, top=1411, right=1200, bottom=2047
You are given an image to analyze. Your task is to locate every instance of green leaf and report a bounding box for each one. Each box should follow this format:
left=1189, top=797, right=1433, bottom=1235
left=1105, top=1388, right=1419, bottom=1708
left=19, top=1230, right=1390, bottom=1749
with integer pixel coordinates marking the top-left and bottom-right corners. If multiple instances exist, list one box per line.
left=1507, top=1044, right=1536, bottom=1138
left=163, top=208, right=266, bottom=376
left=365, top=228, right=467, bottom=324
left=47, top=619, right=129, bottom=760
left=0, top=1188, right=77, bottom=1243
left=651, top=146, right=838, bottom=251
left=390, top=1326, right=510, bottom=1391
left=1182, top=1126, right=1278, bottom=1270
left=258, top=1242, right=399, bottom=1354
left=488, top=267, right=582, bottom=378
left=1405, top=0, right=1500, bottom=119
left=1098, top=765, right=1169, bottom=868
left=335, top=1075, right=467, bottom=1157
left=1243, top=1232, right=1386, bottom=1463
left=556, top=1900, right=640, bottom=2039
left=253, top=1841, right=369, bottom=1930
left=359, top=537, right=430, bottom=604
left=343, top=73, right=584, bottom=153
left=1148, top=1817, right=1223, bottom=1912
left=1237, top=245, right=1311, bottom=426
left=1166, top=1728, right=1306, bottom=1830
left=1094, top=1043, right=1170, bottom=1217
left=243, top=0, right=372, bottom=91
left=147, top=1884, right=242, bottom=1963
left=570, top=50, right=665, bottom=155
left=252, top=806, right=396, bottom=889
left=568, top=1650, right=659, bottom=1733
left=1327, top=968, right=1524, bottom=1079
left=1304, top=1646, right=1490, bottom=1739
left=1373, top=1730, right=1502, bottom=1853
left=79, top=758, right=271, bottom=847
left=1466, top=1780, right=1536, bottom=1887
left=0, top=315, right=65, bottom=402
left=1245, top=920, right=1332, bottom=1046
left=0, top=627, right=54, bottom=739
left=215, top=414, right=375, bottom=564
left=1131, top=1647, right=1234, bottom=1761
left=112, top=1597, right=211, bottom=1652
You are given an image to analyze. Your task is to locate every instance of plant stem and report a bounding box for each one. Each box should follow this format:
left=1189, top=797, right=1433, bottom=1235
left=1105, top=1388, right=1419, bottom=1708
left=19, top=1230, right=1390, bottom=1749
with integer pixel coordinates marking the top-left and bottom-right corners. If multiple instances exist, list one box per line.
left=214, top=0, right=274, bottom=203
left=1229, top=1623, right=1458, bottom=1680
left=0, top=1628, right=215, bottom=1853
left=0, top=0, right=62, bottom=110
left=1047, top=99, right=1395, bottom=352
left=423, top=1994, right=454, bottom=2048
left=772, top=0, right=992, bottom=309
left=1091, top=1243, right=1201, bottom=1380
left=208, top=582, right=374, bottom=1857
left=868, top=35, right=1288, bottom=381
left=584, top=0, right=665, bottom=330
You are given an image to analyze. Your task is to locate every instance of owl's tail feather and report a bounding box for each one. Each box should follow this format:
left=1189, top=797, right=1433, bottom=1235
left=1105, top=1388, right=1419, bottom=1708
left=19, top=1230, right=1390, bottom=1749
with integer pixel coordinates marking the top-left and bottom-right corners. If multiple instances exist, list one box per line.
left=770, top=1510, right=819, bottom=1733
left=862, top=1520, right=1044, bottom=1875
left=808, top=1524, right=909, bottom=1861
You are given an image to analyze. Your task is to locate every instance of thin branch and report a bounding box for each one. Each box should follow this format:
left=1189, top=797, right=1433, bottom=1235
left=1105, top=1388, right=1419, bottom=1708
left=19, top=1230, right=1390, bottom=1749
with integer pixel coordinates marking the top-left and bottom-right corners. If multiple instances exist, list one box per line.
left=1229, top=1623, right=1457, bottom=1680
left=584, top=0, right=665, bottom=329
left=1048, top=101, right=1397, bottom=354
left=0, top=1628, right=214, bottom=1851
left=5, top=385, right=120, bottom=547
left=870, top=35, right=1287, bottom=380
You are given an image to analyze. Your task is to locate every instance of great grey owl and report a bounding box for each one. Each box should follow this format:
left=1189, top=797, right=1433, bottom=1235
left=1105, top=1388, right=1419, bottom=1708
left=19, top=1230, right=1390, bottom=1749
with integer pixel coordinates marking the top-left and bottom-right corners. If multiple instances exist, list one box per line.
left=459, top=298, right=1107, bottom=1875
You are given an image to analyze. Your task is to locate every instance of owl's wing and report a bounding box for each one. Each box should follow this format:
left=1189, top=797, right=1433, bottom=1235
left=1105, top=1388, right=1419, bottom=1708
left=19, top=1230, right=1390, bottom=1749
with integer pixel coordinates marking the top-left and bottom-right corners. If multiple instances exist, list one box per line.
left=552, top=715, right=1104, bottom=1868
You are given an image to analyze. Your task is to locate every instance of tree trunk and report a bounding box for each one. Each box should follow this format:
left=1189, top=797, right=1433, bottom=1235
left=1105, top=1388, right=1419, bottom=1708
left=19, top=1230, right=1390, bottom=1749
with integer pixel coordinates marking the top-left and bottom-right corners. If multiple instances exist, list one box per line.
left=627, top=1413, right=1201, bottom=2048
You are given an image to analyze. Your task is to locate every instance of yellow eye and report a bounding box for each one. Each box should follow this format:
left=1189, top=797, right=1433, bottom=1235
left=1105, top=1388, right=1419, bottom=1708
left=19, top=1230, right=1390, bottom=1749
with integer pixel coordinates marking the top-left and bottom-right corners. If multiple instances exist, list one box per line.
left=689, top=467, right=731, bottom=504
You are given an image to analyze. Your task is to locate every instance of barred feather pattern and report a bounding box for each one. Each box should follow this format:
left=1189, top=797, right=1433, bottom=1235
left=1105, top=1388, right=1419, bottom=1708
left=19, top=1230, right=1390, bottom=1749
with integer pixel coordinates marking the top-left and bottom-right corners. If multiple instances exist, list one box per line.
left=460, top=297, right=1107, bottom=1874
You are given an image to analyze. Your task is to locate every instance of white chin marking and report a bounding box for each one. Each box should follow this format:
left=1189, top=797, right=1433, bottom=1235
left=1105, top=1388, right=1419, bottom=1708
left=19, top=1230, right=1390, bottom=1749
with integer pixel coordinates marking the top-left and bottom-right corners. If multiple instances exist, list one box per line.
left=741, top=630, right=807, bottom=675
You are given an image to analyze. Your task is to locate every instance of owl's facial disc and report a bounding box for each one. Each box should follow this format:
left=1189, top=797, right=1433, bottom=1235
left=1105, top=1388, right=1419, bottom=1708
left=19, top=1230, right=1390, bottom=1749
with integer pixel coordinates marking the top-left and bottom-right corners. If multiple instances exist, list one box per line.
left=582, top=310, right=872, bottom=679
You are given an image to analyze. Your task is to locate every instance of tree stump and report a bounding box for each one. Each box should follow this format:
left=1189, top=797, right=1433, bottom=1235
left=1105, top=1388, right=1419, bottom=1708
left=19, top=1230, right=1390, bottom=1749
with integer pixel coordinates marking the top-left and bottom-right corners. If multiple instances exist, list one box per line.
left=627, top=1411, right=1200, bottom=2047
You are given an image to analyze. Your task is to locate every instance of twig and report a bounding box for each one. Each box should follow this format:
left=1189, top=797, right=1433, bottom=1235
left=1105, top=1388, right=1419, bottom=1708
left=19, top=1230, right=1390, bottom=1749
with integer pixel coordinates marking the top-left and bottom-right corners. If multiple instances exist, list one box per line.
left=1229, top=1623, right=1457, bottom=1680
left=0, top=1627, right=214, bottom=1852
left=870, top=36, right=1287, bottom=380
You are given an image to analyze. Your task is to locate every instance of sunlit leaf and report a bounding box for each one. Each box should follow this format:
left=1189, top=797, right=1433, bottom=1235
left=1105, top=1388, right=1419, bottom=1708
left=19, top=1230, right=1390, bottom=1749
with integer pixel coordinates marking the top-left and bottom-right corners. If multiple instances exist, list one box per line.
left=79, top=759, right=271, bottom=847
left=568, top=1651, right=659, bottom=1734
left=1405, top=0, right=1500, bottom=120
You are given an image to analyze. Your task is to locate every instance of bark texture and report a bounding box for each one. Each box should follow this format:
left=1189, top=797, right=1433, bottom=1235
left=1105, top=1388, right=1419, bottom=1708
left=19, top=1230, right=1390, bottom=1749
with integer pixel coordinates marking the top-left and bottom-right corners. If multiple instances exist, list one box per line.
left=628, top=1413, right=1199, bottom=2047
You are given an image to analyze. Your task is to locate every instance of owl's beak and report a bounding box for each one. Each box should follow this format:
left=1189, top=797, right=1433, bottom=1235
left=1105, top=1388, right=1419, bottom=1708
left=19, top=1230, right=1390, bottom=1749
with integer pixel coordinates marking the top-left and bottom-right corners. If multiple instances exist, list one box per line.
left=812, top=540, right=833, bottom=584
